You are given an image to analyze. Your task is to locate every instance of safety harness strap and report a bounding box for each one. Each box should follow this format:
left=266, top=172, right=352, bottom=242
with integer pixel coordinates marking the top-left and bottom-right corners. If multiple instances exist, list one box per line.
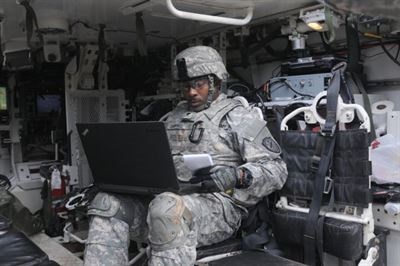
left=20, top=1, right=43, bottom=49
left=303, top=136, right=336, bottom=265
left=303, top=63, right=346, bottom=265
left=351, top=73, right=376, bottom=141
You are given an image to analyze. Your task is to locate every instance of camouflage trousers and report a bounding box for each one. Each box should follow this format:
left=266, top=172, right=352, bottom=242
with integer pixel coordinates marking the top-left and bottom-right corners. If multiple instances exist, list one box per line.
left=84, top=192, right=244, bottom=266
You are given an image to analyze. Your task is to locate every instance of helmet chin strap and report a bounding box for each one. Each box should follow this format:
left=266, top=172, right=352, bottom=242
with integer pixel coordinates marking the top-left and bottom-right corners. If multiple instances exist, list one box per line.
left=205, top=75, right=215, bottom=108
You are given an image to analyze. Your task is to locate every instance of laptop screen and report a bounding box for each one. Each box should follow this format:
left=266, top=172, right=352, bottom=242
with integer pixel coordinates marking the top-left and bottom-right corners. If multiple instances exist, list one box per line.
left=76, top=122, right=180, bottom=194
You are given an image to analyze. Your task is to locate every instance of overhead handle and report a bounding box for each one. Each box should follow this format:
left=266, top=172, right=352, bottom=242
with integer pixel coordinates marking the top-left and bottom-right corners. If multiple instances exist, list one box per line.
left=165, top=0, right=253, bottom=26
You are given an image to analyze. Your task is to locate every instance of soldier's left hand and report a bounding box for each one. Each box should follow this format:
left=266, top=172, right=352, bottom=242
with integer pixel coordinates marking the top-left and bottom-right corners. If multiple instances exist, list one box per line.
left=190, top=165, right=241, bottom=192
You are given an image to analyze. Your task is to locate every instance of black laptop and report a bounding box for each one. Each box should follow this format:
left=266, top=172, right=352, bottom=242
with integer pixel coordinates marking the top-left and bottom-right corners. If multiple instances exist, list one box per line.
left=76, top=122, right=200, bottom=195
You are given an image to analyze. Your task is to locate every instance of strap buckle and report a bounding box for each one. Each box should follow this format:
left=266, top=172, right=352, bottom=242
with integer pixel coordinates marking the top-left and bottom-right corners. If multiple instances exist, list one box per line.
left=320, top=125, right=336, bottom=137
left=323, top=175, right=333, bottom=194
left=310, top=155, right=320, bottom=173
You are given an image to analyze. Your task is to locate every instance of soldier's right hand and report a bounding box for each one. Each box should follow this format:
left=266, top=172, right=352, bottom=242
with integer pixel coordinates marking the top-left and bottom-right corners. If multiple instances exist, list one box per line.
left=190, top=165, right=241, bottom=192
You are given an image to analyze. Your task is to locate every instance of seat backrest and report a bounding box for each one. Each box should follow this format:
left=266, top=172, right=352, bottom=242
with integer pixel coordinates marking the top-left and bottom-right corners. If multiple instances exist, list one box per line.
left=273, top=88, right=375, bottom=263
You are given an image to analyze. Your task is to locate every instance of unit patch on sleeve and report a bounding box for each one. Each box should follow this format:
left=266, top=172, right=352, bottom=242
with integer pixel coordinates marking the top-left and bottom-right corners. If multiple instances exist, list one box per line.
left=262, top=137, right=281, bottom=154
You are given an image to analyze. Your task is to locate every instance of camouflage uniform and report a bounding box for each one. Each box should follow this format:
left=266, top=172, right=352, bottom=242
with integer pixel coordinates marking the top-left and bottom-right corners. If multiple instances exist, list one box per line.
left=84, top=46, right=287, bottom=266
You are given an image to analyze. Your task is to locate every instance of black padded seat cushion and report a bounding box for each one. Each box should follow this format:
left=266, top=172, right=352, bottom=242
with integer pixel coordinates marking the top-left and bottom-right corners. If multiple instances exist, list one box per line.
left=272, top=209, right=364, bottom=261
left=209, top=251, right=305, bottom=266
left=196, top=238, right=242, bottom=259
left=0, top=230, right=58, bottom=266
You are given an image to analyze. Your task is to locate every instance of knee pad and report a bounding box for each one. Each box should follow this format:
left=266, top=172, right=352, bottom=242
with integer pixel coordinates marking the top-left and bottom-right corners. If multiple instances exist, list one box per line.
left=88, top=192, right=135, bottom=226
left=147, top=192, right=193, bottom=251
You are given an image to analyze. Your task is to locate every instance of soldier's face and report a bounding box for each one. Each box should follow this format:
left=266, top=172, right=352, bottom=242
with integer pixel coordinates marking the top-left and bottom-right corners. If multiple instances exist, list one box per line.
left=183, top=77, right=210, bottom=111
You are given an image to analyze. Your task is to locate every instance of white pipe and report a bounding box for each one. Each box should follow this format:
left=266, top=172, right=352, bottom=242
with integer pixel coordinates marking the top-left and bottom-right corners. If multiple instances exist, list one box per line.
left=128, top=247, right=147, bottom=265
left=280, top=106, right=311, bottom=130
left=196, top=251, right=242, bottom=263
left=165, top=0, right=253, bottom=26
left=339, top=103, right=371, bottom=132
left=63, top=222, right=87, bottom=244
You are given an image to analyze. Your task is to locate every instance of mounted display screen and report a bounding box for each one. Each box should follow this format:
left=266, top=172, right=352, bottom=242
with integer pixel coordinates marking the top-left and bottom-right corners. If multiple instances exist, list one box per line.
left=0, top=87, right=7, bottom=111
left=36, top=94, right=61, bottom=114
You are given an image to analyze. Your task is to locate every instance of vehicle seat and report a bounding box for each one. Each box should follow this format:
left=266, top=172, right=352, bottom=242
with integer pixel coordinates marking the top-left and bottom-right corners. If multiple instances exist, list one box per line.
left=194, top=198, right=304, bottom=266
left=272, top=86, right=379, bottom=264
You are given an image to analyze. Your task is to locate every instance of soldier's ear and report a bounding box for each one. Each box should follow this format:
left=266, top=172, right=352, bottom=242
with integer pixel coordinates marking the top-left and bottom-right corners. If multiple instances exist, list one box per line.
left=213, top=78, right=222, bottom=90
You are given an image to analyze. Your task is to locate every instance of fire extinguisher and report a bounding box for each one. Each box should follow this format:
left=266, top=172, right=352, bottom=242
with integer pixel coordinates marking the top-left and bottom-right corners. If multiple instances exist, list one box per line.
left=43, top=165, right=69, bottom=237
left=50, top=167, right=65, bottom=199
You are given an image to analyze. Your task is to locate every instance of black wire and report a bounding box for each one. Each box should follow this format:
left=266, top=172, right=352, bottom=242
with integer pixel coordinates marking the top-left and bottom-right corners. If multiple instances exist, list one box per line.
left=70, top=20, right=98, bottom=31
left=0, top=174, right=11, bottom=191
left=380, top=39, right=400, bottom=67
left=319, top=32, right=335, bottom=54
left=362, top=44, right=397, bottom=58
left=269, top=83, right=285, bottom=93
left=283, top=80, right=315, bottom=98
left=69, top=20, right=178, bottom=42
left=269, top=78, right=286, bottom=87
left=362, top=51, right=385, bottom=58
left=105, top=29, right=178, bottom=41
left=268, top=79, right=287, bottom=94
left=255, top=92, right=267, bottom=112
left=269, top=78, right=314, bottom=99
left=272, top=78, right=315, bottom=98
left=271, top=64, right=281, bottom=78
left=227, top=83, right=250, bottom=94
left=375, top=24, right=400, bottom=66
left=396, top=44, right=400, bottom=60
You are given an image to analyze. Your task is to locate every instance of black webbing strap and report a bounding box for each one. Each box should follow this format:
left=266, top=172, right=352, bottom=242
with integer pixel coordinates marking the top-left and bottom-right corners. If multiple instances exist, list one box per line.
left=303, top=136, right=336, bottom=265
left=0, top=26, right=2, bottom=72
left=98, top=24, right=106, bottom=63
left=20, top=1, right=43, bottom=49
left=303, top=63, right=346, bottom=265
left=136, top=12, right=147, bottom=57
left=351, top=73, right=376, bottom=141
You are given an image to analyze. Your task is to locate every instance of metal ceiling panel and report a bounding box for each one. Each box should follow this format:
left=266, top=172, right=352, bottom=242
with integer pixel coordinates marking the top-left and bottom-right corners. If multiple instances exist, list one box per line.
left=0, top=0, right=317, bottom=49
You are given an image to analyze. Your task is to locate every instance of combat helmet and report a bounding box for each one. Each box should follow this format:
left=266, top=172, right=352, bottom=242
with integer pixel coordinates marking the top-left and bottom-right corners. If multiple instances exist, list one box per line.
left=173, top=46, right=228, bottom=109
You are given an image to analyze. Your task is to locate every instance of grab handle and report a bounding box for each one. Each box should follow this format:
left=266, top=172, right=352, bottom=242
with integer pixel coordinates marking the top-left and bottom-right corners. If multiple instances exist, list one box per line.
left=166, top=0, right=253, bottom=26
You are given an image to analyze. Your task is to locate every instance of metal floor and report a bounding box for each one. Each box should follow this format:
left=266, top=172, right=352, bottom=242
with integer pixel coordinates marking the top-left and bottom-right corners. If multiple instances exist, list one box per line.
left=30, top=233, right=83, bottom=266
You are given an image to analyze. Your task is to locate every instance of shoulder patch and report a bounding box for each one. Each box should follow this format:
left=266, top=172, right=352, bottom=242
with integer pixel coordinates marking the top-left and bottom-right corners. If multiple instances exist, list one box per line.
left=262, top=137, right=281, bottom=154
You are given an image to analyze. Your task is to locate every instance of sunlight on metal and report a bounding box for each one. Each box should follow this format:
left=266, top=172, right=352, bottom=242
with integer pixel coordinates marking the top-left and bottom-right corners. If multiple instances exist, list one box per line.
left=307, top=22, right=324, bottom=31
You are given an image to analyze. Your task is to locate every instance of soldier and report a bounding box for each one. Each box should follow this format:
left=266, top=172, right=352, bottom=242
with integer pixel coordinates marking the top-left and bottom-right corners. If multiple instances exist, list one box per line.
left=84, top=46, right=287, bottom=265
